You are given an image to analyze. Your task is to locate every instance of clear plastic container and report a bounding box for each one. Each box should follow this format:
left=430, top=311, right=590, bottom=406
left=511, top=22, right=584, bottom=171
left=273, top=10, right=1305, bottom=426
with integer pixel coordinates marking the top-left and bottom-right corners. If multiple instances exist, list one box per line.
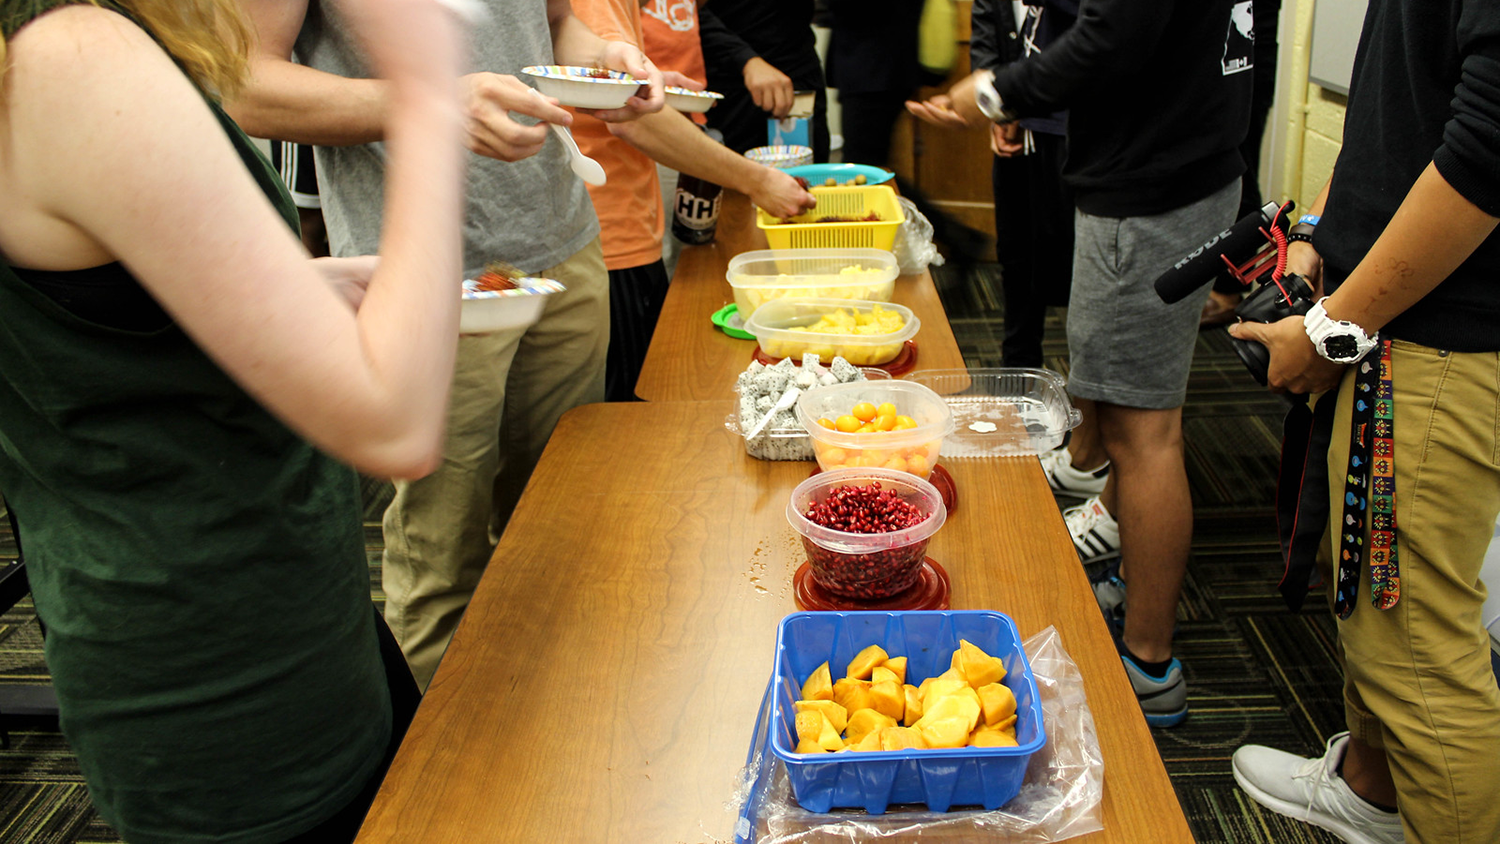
left=744, top=299, right=918, bottom=367
left=786, top=468, right=946, bottom=599
left=768, top=610, right=1046, bottom=814
left=903, top=368, right=1081, bottom=457
left=727, top=248, right=899, bottom=319
left=796, top=381, right=955, bottom=479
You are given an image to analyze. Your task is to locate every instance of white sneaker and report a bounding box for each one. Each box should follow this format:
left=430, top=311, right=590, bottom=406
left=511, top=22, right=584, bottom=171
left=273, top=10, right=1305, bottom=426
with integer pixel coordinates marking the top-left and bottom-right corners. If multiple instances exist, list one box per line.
left=1232, top=732, right=1405, bottom=844
left=1063, top=496, right=1120, bottom=564
left=1040, top=447, right=1111, bottom=496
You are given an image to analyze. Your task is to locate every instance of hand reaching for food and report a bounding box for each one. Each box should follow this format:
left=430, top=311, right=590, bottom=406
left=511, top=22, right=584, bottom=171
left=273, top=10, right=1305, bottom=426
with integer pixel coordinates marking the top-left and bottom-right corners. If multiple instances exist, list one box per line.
left=462, top=72, right=571, bottom=162
left=905, top=73, right=986, bottom=129
left=743, top=57, right=794, bottom=118
left=751, top=166, right=818, bottom=219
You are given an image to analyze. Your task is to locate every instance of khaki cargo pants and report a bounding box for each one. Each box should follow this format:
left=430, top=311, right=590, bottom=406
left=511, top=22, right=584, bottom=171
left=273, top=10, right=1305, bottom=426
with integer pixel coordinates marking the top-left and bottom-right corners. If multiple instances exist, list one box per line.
left=1321, top=339, right=1500, bottom=843
left=382, top=240, right=608, bottom=690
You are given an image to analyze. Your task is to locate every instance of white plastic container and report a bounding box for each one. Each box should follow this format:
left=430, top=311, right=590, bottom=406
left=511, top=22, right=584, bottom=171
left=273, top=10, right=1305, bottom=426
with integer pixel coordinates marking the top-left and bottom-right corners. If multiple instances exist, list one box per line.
left=744, top=298, right=918, bottom=367
left=727, top=248, right=899, bottom=319
left=903, top=368, right=1081, bottom=457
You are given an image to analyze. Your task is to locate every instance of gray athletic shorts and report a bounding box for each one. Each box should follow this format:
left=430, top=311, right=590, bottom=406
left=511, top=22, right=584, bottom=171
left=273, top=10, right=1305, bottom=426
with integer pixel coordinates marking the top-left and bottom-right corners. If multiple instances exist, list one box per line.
left=1066, top=179, right=1241, bottom=409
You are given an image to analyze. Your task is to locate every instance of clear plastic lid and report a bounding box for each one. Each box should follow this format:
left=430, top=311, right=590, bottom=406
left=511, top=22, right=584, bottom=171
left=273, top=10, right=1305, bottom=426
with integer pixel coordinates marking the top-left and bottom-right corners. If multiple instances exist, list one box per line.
left=727, top=248, right=899, bottom=287
left=903, top=368, right=1082, bottom=457
left=743, top=298, right=919, bottom=367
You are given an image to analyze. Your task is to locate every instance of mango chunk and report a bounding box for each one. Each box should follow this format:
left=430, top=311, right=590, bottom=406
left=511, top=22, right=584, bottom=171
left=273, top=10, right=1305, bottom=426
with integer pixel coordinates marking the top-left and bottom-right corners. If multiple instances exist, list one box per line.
left=920, top=676, right=969, bottom=713
left=795, top=738, right=829, bottom=753
left=846, top=644, right=889, bottom=680
left=871, top=666, right=900, bottom=686
left=915, top=692, right=981, bottom=733
left=968, top=728, right=1019, bottom=748
left=794, top=710, right=823, bottom=744
left=958, top=639, right=1007, bottom=689
left=977, top=682, right=1017, bottom=727
left=794, top=699, right=849, bottom=734
left=885, top=656, right=908, bottom=684
left=845, top=708, right=898, bottom=746
left=801, top=662, right=834, bottom=702
left=880, top=726, right=928, bottom=751
left=919, top=715, right=971, bottom=749
left=852, top=729, right=884, bottom=752
left=832, top=677, right=873, bottom=716
left=869, top=680, right=905, bottom=721
left=902, top=683, right=923, bottom=726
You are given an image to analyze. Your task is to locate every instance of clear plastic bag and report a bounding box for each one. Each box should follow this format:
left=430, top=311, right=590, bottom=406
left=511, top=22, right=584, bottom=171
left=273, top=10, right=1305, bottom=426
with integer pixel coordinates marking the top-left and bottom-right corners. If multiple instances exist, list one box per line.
left=891, top=197, right=945, bottom=276
left=727, top=626, right=1104, bottom=843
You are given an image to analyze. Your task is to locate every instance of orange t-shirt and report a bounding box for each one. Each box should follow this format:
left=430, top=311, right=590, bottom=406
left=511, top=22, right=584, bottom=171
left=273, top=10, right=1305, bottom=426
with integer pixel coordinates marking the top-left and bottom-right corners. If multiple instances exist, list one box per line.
left=569, top=0, right=664, bottom=271
left=642, top=0, right=708, bottom=126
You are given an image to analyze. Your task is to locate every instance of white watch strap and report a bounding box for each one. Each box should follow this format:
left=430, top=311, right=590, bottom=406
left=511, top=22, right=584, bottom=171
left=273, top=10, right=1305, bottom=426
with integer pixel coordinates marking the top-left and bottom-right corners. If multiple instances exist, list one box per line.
left=1304, top=298, right=1377, bottom=362
left=974, top=70, right=1009, bottom=122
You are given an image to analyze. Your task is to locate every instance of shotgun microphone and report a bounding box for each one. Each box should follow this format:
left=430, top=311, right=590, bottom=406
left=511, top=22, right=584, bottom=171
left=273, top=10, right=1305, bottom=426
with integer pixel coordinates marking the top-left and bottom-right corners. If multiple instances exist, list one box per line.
left=1153, top=200, right=1293, bottom=303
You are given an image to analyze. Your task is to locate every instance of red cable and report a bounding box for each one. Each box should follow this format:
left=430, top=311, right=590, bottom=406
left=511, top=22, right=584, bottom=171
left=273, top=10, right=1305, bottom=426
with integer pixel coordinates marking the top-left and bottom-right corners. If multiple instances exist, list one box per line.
left=1267, top=201, right=1294, bottom=300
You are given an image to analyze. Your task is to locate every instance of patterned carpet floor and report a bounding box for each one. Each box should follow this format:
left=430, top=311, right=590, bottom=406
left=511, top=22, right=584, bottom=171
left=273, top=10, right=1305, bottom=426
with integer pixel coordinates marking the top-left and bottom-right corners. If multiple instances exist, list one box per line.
left=0, top=261, right=1352, bottom=842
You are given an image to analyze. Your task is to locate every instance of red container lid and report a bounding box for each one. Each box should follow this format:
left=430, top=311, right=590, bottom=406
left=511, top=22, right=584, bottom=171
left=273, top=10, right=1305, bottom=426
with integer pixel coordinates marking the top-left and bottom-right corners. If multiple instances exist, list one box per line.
left=793, top=557, right=950, bottom=611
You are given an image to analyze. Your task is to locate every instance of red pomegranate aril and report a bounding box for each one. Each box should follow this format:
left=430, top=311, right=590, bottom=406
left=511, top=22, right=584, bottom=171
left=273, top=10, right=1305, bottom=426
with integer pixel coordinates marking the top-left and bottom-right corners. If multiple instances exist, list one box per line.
left=801, top=482, right=932, bottom=599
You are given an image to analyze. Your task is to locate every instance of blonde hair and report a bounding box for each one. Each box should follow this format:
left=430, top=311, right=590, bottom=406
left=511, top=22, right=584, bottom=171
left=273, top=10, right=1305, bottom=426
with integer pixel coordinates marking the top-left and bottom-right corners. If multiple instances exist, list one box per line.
left=2, top=0, right=253, bottom=98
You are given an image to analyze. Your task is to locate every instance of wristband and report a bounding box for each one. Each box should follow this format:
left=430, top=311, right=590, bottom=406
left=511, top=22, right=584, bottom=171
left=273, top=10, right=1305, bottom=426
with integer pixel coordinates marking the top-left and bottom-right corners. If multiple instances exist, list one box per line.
left=1287, top=222, right=1317, bottom=244
left=1298, top=214, right=1321, bottom=226
left=974, top=70, right=1019, bottom=124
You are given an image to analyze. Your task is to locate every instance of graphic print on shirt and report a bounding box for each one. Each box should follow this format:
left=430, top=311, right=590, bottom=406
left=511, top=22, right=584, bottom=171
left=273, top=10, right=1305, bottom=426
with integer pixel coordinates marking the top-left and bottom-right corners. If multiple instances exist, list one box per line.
left=643, top=0, right=696, bottom=31
left=1222, top=0, right=1254, bottom=75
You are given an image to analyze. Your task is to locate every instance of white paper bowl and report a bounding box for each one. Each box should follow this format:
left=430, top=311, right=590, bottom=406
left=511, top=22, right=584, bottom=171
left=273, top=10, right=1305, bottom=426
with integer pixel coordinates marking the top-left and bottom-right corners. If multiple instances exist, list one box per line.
left=521, top=65, right=644, bottom=110
left=460, top=278, right=565, bottom=334
left=745, top=145, right=814, bottom=170
left=665, top=86, right=724, bottom=113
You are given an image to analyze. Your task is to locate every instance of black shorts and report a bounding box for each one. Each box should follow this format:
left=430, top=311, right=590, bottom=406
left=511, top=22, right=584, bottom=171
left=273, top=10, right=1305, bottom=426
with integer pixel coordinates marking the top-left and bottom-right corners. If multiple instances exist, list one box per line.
left=269, top=141, right=321, bottom=210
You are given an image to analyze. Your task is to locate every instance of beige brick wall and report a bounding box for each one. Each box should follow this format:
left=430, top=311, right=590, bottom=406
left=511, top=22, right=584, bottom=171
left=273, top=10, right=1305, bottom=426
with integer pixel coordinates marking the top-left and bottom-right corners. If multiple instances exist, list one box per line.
left=1280, top=0, right=1348, bottom=208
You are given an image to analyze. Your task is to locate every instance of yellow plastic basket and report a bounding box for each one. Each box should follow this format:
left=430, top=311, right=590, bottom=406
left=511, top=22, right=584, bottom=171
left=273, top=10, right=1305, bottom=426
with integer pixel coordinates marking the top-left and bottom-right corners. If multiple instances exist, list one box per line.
left=757, top=185, right=905, bottom=251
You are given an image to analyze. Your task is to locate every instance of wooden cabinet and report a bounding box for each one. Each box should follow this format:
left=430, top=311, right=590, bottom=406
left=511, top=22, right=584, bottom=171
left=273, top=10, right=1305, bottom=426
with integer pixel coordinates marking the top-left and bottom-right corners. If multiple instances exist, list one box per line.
left=889, top=1, right=997, bottom=258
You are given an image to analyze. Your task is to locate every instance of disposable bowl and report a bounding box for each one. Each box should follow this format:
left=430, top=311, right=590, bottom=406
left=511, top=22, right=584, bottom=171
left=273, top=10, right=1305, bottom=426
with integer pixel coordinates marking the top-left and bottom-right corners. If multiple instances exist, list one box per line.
left=744, top=298, right=918, bottom=367
left=796, top=381, right=955, bottom=479
left=459, top=278, right=565, bottom=334
left=745, top=144, right=814, bottom=170
left=521, top=65, right=644, bottom=109
left=786, top=468, right=945, bottom=599
left=769, top=610, right=1047, bottom=813
left=664, top=86, right=724, bottom=113
left=727, top=248, right=898, bottom=319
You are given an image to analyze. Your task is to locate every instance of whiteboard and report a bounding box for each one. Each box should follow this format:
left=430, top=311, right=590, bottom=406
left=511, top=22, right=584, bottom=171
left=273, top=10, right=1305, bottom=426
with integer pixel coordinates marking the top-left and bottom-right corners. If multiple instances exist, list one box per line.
left=1309, top=0, right=1370, bottom=95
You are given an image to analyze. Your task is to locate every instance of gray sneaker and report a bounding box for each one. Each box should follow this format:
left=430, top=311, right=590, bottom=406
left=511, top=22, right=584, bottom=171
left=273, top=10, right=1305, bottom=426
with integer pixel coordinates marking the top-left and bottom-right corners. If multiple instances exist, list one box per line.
left=1232, top=732, right=1405, bottom=844
left=1121, top=654, right=1187, bottom=727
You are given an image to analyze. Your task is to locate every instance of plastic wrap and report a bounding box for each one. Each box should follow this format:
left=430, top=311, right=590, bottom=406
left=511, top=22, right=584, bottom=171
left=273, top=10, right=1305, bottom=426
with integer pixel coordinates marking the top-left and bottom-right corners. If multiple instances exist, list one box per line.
left=728, top=626, right=1104, bottom=843
left=891, top=197, right=945, bottom=276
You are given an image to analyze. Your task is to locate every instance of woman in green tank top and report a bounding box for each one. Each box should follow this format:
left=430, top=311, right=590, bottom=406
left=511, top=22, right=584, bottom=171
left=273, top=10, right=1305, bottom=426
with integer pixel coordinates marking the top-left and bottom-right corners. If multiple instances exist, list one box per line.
left=0, top=0, right=468, bottom=840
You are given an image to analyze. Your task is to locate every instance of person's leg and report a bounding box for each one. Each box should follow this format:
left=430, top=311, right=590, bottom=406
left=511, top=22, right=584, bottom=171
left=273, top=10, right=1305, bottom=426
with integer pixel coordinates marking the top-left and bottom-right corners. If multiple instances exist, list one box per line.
left=492, top=239, right=609, bottom=538
left=1095, top=402, right=1192, bottom=663
left=1333, top=342, right=1500, bottom=842
left=382, top=328, right=522, bottom=689
left=991, top=151, right=1046, bottom=369
left=838, top=91, right=905, bottom=169
left=605, top=260, right=671, bottom=402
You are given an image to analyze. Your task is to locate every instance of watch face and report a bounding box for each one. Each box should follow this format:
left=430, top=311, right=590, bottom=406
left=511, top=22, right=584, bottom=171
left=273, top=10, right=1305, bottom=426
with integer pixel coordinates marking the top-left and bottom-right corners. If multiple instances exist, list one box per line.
left=1323, top=335, right=1359, bottom=360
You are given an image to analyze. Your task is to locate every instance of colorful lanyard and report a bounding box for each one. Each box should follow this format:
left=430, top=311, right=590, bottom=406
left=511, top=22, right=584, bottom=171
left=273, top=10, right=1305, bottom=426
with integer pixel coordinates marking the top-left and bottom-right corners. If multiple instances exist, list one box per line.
left=1335, top=340, right=1400, bottom=619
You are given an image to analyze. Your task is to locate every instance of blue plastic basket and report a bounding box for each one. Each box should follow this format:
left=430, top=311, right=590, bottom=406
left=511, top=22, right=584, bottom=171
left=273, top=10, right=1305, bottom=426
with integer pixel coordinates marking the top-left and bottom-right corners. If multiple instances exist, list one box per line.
left=768, top=610, right=1045, bottom=814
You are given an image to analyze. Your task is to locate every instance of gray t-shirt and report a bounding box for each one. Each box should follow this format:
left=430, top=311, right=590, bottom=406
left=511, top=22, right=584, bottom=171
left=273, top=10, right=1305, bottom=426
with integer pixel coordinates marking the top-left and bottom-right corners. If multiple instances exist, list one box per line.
left=295, top=0, right=600, bottom=277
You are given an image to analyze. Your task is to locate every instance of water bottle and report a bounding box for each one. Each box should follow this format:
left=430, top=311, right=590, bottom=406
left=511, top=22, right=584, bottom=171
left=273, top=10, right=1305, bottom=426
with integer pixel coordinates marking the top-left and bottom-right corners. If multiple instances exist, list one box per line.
left=672, top=172, right=722, bottom=245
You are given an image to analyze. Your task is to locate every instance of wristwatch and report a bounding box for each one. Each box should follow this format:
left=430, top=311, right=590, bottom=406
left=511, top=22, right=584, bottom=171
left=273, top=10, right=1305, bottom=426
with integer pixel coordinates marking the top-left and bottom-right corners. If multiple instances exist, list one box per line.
left=974, top=70, right=1019, bottom=124
left=1304, top=298, right=1377, bottom=363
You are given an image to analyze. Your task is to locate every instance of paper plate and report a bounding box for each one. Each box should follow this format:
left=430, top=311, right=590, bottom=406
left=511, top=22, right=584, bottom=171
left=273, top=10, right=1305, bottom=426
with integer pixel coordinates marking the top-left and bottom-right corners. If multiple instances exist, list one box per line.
left=521, top=65, right=643, bottom=109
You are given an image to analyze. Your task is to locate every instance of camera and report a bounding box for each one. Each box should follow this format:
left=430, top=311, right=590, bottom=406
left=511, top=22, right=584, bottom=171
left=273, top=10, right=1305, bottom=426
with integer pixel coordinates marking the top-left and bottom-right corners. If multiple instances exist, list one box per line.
left=1229, top=273, right=1315, bottom=385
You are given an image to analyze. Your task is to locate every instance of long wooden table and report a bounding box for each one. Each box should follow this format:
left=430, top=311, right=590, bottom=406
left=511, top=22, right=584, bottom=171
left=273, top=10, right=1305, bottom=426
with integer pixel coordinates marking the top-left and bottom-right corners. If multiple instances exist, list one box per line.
left=636, top=191, right=968, bottom=402
left=355, top=401, right=1194, bottom=843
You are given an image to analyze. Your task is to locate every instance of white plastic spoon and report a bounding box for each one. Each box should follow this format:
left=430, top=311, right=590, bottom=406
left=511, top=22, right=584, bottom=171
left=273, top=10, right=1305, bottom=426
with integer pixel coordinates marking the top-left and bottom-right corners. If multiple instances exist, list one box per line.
left=532, top=89, right=606, bottom=186
left=743, top=386, right=801, bottom=440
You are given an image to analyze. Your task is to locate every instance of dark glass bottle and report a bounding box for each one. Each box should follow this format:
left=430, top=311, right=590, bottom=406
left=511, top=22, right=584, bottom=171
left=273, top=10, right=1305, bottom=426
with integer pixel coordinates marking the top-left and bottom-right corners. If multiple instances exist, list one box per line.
left=672, top=172, right=723, bottom=245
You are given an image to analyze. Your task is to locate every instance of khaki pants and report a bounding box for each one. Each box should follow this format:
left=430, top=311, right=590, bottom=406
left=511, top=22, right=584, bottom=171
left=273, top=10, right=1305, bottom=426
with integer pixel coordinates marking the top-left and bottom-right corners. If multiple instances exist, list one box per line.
left=382, top=240, right=608, bottom=689
left=1321, top=340, right=1500, bottom=843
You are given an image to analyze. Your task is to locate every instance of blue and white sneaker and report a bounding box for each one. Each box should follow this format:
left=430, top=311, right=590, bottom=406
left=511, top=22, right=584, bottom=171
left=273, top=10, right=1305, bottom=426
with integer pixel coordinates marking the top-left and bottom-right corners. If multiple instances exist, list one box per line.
left=1090, top=562, right=1128, bottom=630
left=1121, top=654, right=1188, bottom=727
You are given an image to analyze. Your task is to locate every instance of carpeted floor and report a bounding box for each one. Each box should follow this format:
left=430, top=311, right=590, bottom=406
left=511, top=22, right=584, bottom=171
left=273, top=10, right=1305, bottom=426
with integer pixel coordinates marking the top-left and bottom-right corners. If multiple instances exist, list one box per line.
left=0, top=261, right=1354, bottom=843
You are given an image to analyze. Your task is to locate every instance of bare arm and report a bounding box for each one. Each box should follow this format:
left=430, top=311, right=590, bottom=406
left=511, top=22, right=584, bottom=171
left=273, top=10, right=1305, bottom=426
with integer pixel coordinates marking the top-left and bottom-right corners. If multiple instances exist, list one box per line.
left=607, top=107, right=814, bottom=217
left=3, top=3, right=467, bottom=478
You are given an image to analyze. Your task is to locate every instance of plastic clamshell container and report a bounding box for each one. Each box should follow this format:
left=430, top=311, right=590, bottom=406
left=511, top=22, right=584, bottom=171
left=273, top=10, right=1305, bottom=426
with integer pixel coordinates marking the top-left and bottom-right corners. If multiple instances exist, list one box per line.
left=903, top=368, right=1082, bottom=458
left=786, top=468, right=945, bottom=598
left=520, top=65, right=642, bottom=109
left=758, top=185, right=905, bottom=251
left=744, top=299, right=918, bottom=367
left=733, top=369, right=891, bottom=461
left=459, top=278, right=565, bottom=334
left=769, top=610, right=1046, bottom=813
left=664, top=86, right=724, bottom=113
left=796, top=380, right=955, bottom=479
left=745, top=144, right=814, bottom=170
left=727, top=248, right=899, bottom=320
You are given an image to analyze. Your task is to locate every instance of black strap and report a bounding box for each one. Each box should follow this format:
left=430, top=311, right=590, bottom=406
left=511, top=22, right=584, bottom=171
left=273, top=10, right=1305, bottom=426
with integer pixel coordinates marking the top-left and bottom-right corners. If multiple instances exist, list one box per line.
left=1276, top=391, right=1337, bottom=611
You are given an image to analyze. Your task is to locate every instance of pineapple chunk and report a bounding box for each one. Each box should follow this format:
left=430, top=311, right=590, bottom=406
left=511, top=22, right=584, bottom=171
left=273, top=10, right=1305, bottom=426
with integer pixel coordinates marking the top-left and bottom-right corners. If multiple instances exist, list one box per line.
left=801, top=662, right=834, bottom=702
left=846, top=644, right=889, bottom=680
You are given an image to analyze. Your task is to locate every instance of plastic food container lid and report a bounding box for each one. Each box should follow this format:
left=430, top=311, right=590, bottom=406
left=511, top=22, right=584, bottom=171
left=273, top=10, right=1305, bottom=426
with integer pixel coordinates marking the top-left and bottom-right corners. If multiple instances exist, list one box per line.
left=727, top=248, right=899, bottom=286
left=743, top=298, right=919, bottom=367
left=902, top=368, right=1082, bottom=457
